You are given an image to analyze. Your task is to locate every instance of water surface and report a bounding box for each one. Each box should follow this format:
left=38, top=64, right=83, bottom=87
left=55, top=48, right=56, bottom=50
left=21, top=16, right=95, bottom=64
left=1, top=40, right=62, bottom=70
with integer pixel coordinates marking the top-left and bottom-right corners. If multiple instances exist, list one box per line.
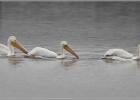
left=0, top=2, right=140, bottom=99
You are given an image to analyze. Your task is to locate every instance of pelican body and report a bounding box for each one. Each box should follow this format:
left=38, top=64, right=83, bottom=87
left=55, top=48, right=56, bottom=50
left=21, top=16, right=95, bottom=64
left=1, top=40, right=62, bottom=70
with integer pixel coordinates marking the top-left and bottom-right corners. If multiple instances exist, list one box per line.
left=104, top=49, right=133, bottom=59
left=103, top=45, right=140, bottom=61
left=28, top=41, right=79, bottom=59
left=0, top=36, right=28, bottom=56
left=28, top=47, right=57, bottom=58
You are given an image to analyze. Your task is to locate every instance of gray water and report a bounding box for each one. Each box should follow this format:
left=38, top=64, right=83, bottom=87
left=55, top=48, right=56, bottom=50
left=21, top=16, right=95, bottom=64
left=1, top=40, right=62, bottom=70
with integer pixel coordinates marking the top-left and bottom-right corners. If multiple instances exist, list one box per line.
left=0, top=2, right=140, bottom=99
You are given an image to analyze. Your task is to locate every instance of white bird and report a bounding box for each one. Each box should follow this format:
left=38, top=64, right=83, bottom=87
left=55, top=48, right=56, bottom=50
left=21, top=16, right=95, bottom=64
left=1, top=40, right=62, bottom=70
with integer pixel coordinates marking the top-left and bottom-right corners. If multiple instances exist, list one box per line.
left=0, top=36, right=28, bottom=56
left=27, top=41, right=79, bottom=59
left=103, top=45, right=140, bottom=61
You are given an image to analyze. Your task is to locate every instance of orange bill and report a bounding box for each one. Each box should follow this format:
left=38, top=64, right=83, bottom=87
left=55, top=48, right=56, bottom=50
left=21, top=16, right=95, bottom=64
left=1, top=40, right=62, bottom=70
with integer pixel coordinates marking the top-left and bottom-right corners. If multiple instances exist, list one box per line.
left=63, top=45, right=79, bottom=59
left=11, top=40, right=28, bottom=54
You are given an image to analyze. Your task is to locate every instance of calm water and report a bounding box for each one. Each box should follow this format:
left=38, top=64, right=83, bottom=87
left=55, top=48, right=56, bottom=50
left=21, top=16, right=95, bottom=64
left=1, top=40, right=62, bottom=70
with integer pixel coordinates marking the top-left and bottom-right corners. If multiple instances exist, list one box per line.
left=0, top=2, right=140, bottom=99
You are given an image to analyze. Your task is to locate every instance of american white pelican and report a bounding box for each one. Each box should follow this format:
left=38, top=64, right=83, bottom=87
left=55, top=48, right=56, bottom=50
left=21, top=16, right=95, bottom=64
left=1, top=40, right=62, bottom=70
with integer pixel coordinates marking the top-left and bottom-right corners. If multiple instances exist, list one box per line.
left=27, top=41, right=79, bottom=59
left=103, top=45, right=140, bottom=61
left=0, top=36, right=28, bottom=56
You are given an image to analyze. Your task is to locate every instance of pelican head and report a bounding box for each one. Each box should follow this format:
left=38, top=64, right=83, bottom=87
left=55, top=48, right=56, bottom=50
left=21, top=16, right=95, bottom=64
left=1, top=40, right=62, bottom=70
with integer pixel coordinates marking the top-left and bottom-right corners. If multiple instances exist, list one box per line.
left=61, top=41, right=79, bottom=59
left=8, top=36, right=28, bottom=54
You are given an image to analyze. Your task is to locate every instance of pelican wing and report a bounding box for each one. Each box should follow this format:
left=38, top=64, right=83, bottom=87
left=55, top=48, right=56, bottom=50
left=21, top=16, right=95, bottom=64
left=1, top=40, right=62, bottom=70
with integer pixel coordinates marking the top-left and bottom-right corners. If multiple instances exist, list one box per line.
left=28, top=47, right=57, bottom=58
left=104, top=49, right=134, bottom=59
left=0, top=43, right=9, bottom=55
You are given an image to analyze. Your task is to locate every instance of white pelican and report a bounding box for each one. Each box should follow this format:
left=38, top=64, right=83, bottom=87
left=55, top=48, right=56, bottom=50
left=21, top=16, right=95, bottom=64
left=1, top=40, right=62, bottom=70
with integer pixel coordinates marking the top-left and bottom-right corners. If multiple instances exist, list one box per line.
left=0, top=36, right=28, bottom=56
left=27, top=41, right=79, bottom=59
left=103, top=45, right=140, bottom=61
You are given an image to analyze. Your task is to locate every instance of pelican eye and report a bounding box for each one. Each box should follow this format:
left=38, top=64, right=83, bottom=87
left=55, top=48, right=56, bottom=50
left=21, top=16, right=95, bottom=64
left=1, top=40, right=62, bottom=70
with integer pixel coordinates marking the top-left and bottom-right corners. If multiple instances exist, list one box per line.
left=63, top=44, right=67, bottom=47
left=61, top=41, right=68, bottom=46
left=11, top=40, right=16, bottom=45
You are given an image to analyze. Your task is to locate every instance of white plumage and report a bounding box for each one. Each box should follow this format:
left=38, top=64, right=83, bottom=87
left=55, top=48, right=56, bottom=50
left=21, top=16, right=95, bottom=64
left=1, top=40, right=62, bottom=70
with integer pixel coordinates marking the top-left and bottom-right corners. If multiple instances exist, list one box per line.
left=0, top=36, right=28, bottom=56
left=104, top=49, right=134, bottom=59
left=103, top=44, right=140, bottom=61
left=27, top=41, right=79, bottom=59
left=28, top=47, right=58, bottom=58
left=0, top=43, right=9, bottom=55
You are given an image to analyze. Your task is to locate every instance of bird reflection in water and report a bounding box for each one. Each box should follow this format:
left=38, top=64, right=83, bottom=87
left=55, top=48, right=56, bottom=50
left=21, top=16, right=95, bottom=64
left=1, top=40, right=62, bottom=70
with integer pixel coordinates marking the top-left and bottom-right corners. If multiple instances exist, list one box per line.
left=60, top=58, right=78, bottom=68
left=136, top=59, right=140, bottom=68
left=8, top=56, right=24, bottom=65
left=102, top=58, right=114, bottom=63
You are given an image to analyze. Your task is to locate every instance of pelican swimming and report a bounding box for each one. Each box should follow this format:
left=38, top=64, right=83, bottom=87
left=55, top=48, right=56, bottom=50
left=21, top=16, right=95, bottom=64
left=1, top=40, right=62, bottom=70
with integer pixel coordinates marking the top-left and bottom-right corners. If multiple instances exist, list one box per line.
left=0, top=36, right=28, bottom=56
left=103, top=44, right=140, bottom=61
left=27, top=41, right=79, bottom=59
